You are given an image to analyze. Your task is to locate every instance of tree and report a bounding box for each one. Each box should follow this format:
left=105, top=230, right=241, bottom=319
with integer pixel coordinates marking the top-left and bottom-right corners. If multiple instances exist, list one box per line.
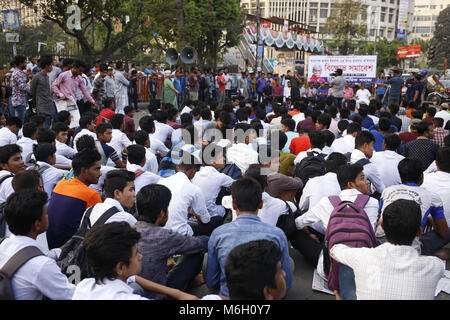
left=430, top=6, right=450, bottom=69
left=324, top=0, right=368, bottom=55
left=356, top=38, right=407, bottom=72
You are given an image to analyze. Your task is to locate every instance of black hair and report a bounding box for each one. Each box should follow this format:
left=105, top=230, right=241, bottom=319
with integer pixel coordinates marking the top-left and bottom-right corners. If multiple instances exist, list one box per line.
left=51, top=122, right=69, bottom=134
left=39, top=55, right=53, bottom=69
left=0, top=144, right=22, bottom=165
left=83, top=222, right=141, bottom=284
left=281, top=118, right=296, bottom=132
left=11, top=170, right=41, bottom=192
left=436, top=147, right=450, bottom=173
left=231, top=177, right=263, bottom=212
left=139, top=115, right=155, bottom=133
left=234, top=122, right=253, bottom=144
left=325, top=152, right=348, bottom=173
left=397, top=158, right=423, bottom=184
left=388, top=104, right=399, bottom=115
left=109, top=114, right=124, bottom=130
left=200, top=108, right=212, bottom=121
left=236, top=108, right=249, bottom=122
left=99, top=63, right=108, bottom=72
left=383, top=133, right=401, bottom=151
left=277, top=131, right=288, bottom=151
left=383, top=199, right=421, bottom=246
left=218, top=111, right=232, bottom=127
left=79, top=114, right=95, bottom=129
left=411, top=110, right=424, bottom=120
left=322, top=130, right=335, bottom=147
left=378, top=117, right=391, bottom=132
left=36, top=128, right=56, bottom=144
left=427, top=107, right=437, bottom=117
left=73, top=59, right=87, bottom=71
left=311, top=110, right=322, bottom=124
left=358, top=106, right=369, bottom=118
left=153, top=109, right=169, bottom=123
left=433, top=117, right=444, bottom=128
left=22, top=122, right=37, bottom=138
left=127, top=144, right=146, bottom=166
left=57, top=110, right=71, bottom=123
left=13, top=55, right=26, bottom=66
left=177, top=151, right=202, bottom=171
left=250, top=119, right=264, bottom=138
left=103, top=97, right=115, bottom=109
left=192, top=106, right=202, bottom=117
left=180, top=113, right=193, bottom=126
left=30, top=114, right=46, bottom=127
left=225, top=239, right=282, bottom=300
left=4, top=190, right=48, bottom=236
left=308, top=130, right=325, bottom=149
left=416, top=121, right=432, bottom=136
left=134, top=130, right=149, bottom=146
left=337, top=120, right=349, bottom=133
left=6, top=116, right=22, bottom=128
left=337, top=163, right=364, bottom=190
left=445, top=135, right=450, bottom=147
left=136, top=184, right=172, bottom=224
left=407, top=100, right=417, bottom=110
left=33, top=143, right=56, bottom=162
left=244, top=164, right=268, bottom=191
left=104, top=170, right=135, bottom=199
left=62, top=58, right=74, bottom=68
left=355, top=131, right=375, bottom=149
left=76, top=134, right=96, bottom=152
left=124, top=106, right=133, bottom=115
left=317, top=113, right=332, bottom=129
left=72, top=149, right=101, bottom=176
left=96, top=122, right=113, bottom=136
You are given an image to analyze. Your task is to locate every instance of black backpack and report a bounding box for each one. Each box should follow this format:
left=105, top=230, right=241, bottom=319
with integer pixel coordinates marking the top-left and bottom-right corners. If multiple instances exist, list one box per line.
left=56, top=206, right=120, bottom=284
left=0, top=238, right=44, bottom=300
left=0, top=173, right=15, bottom=238
left=294, top=151, right=327, bottom=185
left=276, top=201, right=300, bottom=240
left=199, top=76, right=207, bottom=90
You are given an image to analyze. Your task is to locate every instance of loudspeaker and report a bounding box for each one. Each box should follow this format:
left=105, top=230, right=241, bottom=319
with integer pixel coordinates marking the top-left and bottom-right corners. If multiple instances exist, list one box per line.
left=180, top=47, right=198, bottom=64
left=166, top=48, right=179, bottom=65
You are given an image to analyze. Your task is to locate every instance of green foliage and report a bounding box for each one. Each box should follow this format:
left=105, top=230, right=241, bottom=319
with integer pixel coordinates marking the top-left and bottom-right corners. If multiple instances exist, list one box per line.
left=356, top=38, right=408, bottom=72
left=430, top=6, right=450, bottom=69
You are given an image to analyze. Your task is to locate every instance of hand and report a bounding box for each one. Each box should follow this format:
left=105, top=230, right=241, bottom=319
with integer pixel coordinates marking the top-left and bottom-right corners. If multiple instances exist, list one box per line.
left=57, top=96, right=68, bottom=101
left=92, top=103, right=100, bottom=110
left=334, top=290, right=342, bottom=300
left=175, top=291, right=200, bottom=300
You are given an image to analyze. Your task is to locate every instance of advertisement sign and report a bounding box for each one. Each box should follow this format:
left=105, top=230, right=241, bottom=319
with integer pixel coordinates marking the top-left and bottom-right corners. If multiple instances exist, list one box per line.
left=397, top=0, right=409, bottom=40
left=397, top=45, right=421, bottom=59
left=5, top=32, right=19, bottom=42
left=2, top=10, right=20, bottom=31
left=261, top=21, right=271, bottom=29
left=307, top=55, right=378, bottom=83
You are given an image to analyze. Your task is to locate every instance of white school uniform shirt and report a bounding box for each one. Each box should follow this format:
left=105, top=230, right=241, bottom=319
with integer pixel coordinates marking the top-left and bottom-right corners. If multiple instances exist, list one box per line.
left=153, top=121, right=174, bottom=145
left=34, top=161, right=68, bottom=200
left=89, top=165, right=116, bottom=193
left=293, top=147, right=323, bottom=165
left=72, top=277, right=148, bottom=300
left=295, top=188, right=379, bottom=234
left=260, top=120, right=271, bottom=138
left=435, top=110, right=450, bottom=128
left=292, top=112, right=305, bottom=127
left=0, top=170, right=15, bottom=204
left=81, top=197, right=137, bottom=228
left=424, top=161, right=437, bottom=174
left=350, top=149, right=386, bottom=194
left=56, top=139, right=77, bottom=159
left=330, top=242, right=444, bottom=300
left=73, top=128, right=98, bottom=152
left=422, top=171, right=450, bottom=226
left=299, top=172, right=341, bottom=213
left=16, top=137, right=36, bottom=161
left=369, top=150, right=404, bottom=188
left=143, top=147, right=158, bottom=174
left=222, top=192, right=297, bottom=227
left=0, top=127, right=17, bottom=146
left=158, top=171, right=210, bottom=236
left=149, top=133, right=170, bottom=156
left=55, top=154, right=72, bottom=168
left=114, top=70, right=129, bottom=114
left=330, top=134, right=355, bottom=155
left=108, top=129, right=132, bottom=162
left=0, top=235, right=75, bottom=300
left=226, top=143, right=259, bottom=174
left=191, top=166, right=235, bottom=218
left=126, top=163, right=161, bottom=194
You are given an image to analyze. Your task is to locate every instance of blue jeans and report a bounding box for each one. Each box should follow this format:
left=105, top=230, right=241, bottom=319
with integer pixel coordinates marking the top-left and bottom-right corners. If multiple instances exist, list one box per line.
left=10, top=103, right=26, bottom=123
left=339, top=263, right=356, bottom=300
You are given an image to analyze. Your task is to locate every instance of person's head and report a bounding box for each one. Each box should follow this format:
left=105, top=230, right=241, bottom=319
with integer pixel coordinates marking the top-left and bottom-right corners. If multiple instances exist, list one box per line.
left=244, top=164, right=268, bottom=191
left=231, top=177, right=263, bottom=214
left=14, top=55, right=27, bottom=70
left=134, top=130, right=150, bottom=148
left=5, top=116, right=22, bottom=134
left=72, top=149, right=102, bottom=184
left=378, top=117, right=391, bottom=133
left=71, top=60, right=86, bottom=77
left=280, top=118, right=295, bottom=133
left=127, top=144, right=146, bottom=167
left=234, top=122, right=254, bottom=144
left=124, top=106, right=134, bottom=118
left=322, top=129, right=335, bottom=147
left=337, top=164, right=370, bottom=194
left=33, top=143, right=56, bottom=165
left=308, top=130, right=325, bottom=150
left=388, top=104, right=399, bottom=116
left=426, top=107, right=437, bottom=118
left=337, top=120, right=349, bottom=134
left=416, top=121, right=433, bottom=139
left=136, top=184, right=172, bottom=226
left=52, top=122, right=69, bottom=143
left=316, top=113, right=331, bottom=130
left=57, top=110, right=71, bottom=125
left=115, top=61, right=124, bottom=71
left=83, top=222, right=142, bottom=284
left=325, top=152, right=348, bottom=174
left=355, top=131, right=375, bottom=159
left=11, top=169, right=43, bottom=192
left=312, top=64, right=322, bottom=78
left=201, top=144, right=226, bottom=169
left=225, top=240, right=286, bottom=300
left=436, top=147, right=450, bottom=173
left=139, top=115, right=155, bottom=134
left=0, top=144, right=24, bottom=173
left=76, top=134, right=96, bottom=152
left=276, top=131, right=288, bottom=152
left=110, top=114, right=125, bottom=131
left=381, top=199, right=422, bottom=246
left=432, top=117, right=444, bottom=129
left=79, top=114, right=96, bottom=132
left=96, top=122, right=113, bottom=143
left=62, top=58, right=74, bottom=70
left=383, top=133, right=401, bottom=151
left=153, top=109, right=168, bottom=124
left=398, top=158, right=423, bottom=185
left=22, top=122, right=38, bottom=140
left=39, top=54, right=53, bottom=72
left=176, top=152, right=201, bottom=179
left=103, top=170, right=136, bottom=208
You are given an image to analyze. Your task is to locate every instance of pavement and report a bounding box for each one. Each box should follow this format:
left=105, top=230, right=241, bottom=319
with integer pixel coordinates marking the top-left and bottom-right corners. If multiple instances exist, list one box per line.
left=133, top=102, right=450, bottom=300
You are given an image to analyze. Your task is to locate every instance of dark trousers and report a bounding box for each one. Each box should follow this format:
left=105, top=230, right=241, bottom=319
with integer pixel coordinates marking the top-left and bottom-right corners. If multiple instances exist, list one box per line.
left=333, top=97, right=343, bottom=109
left=191, top=216, right=224, bottom=237
left=129, top=91, right=138, bottom=110
left=288, top=227, right=324, bottom=267
left=77, top=99, right=91, bottom=116
left=339, top=264, right=356, bottom=300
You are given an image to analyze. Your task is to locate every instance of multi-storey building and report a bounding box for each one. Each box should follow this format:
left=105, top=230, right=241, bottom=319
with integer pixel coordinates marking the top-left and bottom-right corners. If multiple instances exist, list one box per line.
left=411, top=0, right=450, bottom=39
left=1, top=0, right=43, bottom=28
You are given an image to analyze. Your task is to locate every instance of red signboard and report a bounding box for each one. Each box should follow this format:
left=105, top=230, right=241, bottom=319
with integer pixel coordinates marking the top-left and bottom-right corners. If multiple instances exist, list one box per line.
left=397, top=45, right=422, bottom=59
left=261, top=21, right=271, bottom=28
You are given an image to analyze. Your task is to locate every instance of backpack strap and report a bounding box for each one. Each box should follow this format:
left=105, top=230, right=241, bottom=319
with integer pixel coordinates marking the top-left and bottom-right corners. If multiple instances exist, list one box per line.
left=0, top=246, right=44, bottom=279
left=353, top=194, right=370, bottom=209
left=355, top=158, right=371, bottom=167
left=0, top=173, right=14, bottom=186
left=328, top=196, right=342, bottom=208
left=91, top=206, right=121, bottom=228
left=134, top=170, right=145, bottom=178
left=78, top=206, right=96, bottom=233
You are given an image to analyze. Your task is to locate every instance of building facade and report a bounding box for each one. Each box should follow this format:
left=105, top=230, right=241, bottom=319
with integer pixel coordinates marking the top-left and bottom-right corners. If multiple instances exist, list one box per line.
left=411, top=0, right=450, bottom=39
left=1, top=0, right=43, bottom=28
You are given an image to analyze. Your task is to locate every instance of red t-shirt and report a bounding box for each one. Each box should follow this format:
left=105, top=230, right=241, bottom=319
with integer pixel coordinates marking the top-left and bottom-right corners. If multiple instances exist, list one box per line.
left=289, top=136, right=311, bottom=155
left=216, top=75, right=226, bottom=91
left=96, top=108, right=115, bottom=126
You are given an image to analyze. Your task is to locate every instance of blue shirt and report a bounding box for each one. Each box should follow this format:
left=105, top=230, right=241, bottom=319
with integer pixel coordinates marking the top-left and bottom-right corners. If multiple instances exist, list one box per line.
left=256, top=78, right=267, bottom=93
left=370, top=129, right=385, bottom=152
left=205, top=214, right=293, bottom=297
left=361, top=116, right=374, bottom=130
left=283, top=131, right=299, bottom=153
left=387, top=76, right=403, bottom=97
left=173, top=77, right=181, bottom=93
left=144, top=68, right=154, bottom=75
left=316, top=87, right=328, bottom=102
left=376, top=79, right=387, bottom=95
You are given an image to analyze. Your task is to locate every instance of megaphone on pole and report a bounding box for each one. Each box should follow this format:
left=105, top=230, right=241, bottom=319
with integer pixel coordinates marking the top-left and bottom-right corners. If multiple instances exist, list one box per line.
left=180, top=47, right=197, bottom=64
left=165, top=48, right=179, bottom=65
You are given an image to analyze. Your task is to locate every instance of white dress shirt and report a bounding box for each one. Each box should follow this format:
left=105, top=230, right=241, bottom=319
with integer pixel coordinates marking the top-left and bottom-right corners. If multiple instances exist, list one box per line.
left=295, top=188, right=379, bottom=234
left=192, top=166, right=235, bottom=217
left=143, top=148, right=158, bottom=174
left=0, top=127, right=17, bottom=147
left=293, top=148, right=323, bottom=165
left=292, top=113, right=305, bottom=128
left=107, top=129, right=132, bottom=164
left=435, top=110, right=450, bottom=128
left=350, top=149, right=386, bottom=194
left=153, top=121, right=174, bottom=145
left=73, top=128, right=98, bottom=152
left=158, top=172, right=210, bottom=236
left=0, top=170, right=15, bottom=204
left=126, top=163, right=161, bottom=194
left=72, top=277, right=148, bottom=300
left=330, top=242, right=444, bottom=300
left=330, top=134, right=355, bottom=155
left=56, top=139, right=77, bottom=159
left=424, top=161, right=437, bottom=174
left=34, top=161, right=68, bottom=200
left=222, top=192, right=297, bottom=227
left=369, top=150, right=404, bottom=188
left=422, top=171, right=450, bottom=226
left=149, top=133, right=170, bottom=156
left=17, top=137, right=36, bottom=161
left=299, top=172, right=341, bottom=213
left=55, top=154, right=72, bottom=168
left=0, top=235, right=75, bottom=300
left=226, top=143, right=259, bottom=173
left=81, top=197, right=137, bottom=228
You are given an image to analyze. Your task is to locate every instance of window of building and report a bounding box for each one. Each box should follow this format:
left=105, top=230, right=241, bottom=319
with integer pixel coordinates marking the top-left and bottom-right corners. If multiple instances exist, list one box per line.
left=370, top=29, right=375, bottom=36
left=361, top=13, right=367, bottom=20
left=380, top=13, right=385, bottom=21
left=320, top=9, right=328, bottom=18
left=320, top=3, right=328, bottom=7
left=389, top=14, right=393, bottom=23
left=379, top=29, right=384, bottom=37
left=309, top=2, right=318, bottom=8
left=414, top=27, right=431, bottom=33
left=430, top=5, right=436, bottom=9
left=387, top=29, right=393, bottom=38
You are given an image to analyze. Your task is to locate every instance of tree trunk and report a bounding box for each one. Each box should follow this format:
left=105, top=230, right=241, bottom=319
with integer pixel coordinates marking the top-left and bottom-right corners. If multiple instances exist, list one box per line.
left=176, top=0, right=185, bottom=50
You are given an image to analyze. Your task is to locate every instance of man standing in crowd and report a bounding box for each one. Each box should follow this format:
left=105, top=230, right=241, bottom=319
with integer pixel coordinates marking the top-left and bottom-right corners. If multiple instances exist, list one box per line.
left=30, top=55, right=55, bottom=128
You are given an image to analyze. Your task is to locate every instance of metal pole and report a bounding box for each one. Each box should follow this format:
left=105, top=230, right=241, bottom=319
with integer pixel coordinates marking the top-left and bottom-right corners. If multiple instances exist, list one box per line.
left=255, top=0, right=261, bottom=72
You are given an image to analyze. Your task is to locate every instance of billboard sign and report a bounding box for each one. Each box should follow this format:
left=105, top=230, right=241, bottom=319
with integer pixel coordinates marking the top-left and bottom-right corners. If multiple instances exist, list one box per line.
left=397, top=45, right=421, bottom=59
